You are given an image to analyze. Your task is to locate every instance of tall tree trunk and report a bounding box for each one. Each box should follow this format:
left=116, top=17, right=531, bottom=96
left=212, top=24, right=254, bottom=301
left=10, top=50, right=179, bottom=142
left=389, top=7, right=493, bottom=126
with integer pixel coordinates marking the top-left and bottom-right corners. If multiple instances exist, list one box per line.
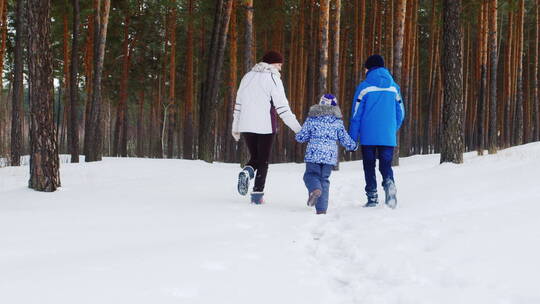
left=477, top=1, right=488, bottom=155
left=488, top=0, right=499, bottom=153
left=400, top=0, right=415, bottom=156
left=27, top=0, right=61, bottom=191
left=136, top=88, right=144, bottom=157
left=369, top=1, right=379, bottom=56
left=198, top=0, right=234, bottom=162
left=244, top=0, right=254, bottom=73
left=83, top=13, right=94, bottom=157
left=86, top=0, right=111, bottom=162
left=226, top=0, right=238, bottom=162
left=0, top=0, right=5, bottom=159
left=504, top=10, right=514, bottom=148
left=11, top=0, right=24, bottom=166
left=353, top=0, right=365, bottom=85
left=69, top=0, right=80, bottom=163
left=167, top=3, right=177, bottom=159
left=183, top=0, right=194, bottom=159
left=532, top=0, right=540, bottom=141
left=515, top=0, right=525, bottom=146
left=392, top=0, right=407, bottom=165
left=113, top=14, right=130, bottom=157
left=61, top=9, right=70, bottom=154
left=318, top=0, right=330, bottom=97
left=331, top=0, right=341, bottom=94
left=331, top=0, right=341, bottom=169
left=440, top=0, right=464, bottom=164
left=385, top=0, right=394, bottom=73
left=423, top=0, right=437, bottom=154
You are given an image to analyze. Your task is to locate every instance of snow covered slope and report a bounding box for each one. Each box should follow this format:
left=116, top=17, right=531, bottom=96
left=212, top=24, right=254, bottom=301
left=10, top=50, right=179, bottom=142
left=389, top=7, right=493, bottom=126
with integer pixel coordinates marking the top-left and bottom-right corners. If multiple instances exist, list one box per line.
left=1, top=143, right=540, bottom=304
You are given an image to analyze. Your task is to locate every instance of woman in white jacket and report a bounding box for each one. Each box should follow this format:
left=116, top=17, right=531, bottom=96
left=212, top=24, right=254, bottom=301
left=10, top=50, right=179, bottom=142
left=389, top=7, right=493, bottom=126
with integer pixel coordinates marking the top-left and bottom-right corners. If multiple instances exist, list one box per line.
left=232, top=51, right=302, bottom=204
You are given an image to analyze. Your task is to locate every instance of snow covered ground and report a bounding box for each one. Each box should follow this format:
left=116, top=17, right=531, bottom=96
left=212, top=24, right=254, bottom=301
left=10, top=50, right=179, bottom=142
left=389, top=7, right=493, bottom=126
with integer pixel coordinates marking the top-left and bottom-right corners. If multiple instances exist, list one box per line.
left=1, top=143, right=540, bottom=304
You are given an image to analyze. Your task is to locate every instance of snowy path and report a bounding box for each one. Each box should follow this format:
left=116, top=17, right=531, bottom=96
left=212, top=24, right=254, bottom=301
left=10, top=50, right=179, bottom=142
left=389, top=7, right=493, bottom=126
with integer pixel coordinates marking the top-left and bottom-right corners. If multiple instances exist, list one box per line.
left=310, top=144, right=540, bottom=304
left=2, top=143, right=540, bottom=303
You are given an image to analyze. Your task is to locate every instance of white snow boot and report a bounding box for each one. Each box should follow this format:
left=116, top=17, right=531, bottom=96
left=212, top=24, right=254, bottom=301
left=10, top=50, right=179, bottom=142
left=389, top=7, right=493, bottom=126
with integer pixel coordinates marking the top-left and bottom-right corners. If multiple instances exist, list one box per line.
left=383, top=179, right=397, bottom=209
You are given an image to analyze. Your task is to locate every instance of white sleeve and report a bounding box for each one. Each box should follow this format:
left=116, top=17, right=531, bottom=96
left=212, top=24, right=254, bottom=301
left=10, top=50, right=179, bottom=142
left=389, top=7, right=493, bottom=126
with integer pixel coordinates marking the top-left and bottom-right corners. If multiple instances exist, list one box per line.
left=232, top=77, right=246, bottom=133
left=269, top=74, right=302, bottom=133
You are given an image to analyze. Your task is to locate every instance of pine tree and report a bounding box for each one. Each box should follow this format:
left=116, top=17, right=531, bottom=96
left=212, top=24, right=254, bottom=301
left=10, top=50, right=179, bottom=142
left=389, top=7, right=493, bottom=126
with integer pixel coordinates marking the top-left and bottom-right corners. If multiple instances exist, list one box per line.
left=183, top=0, right=195, bottom=159
left=392, top=0, right=407, bottom=166
left=318, top=0, right=330, bottom=97
left=69, top=0, right=80, bottom=163
left=534, top=0, right=540, bottom=142
left=488, top=0, right=498, bottom=154
left=440, top=0, right=464, bottom=164
left=85, top=0, right=111, bottom=162
left=11, top=0, right=24, bottom=166
left=27, top=0, right=61, bottom=191
left=198, top=0, right=234, bottom=162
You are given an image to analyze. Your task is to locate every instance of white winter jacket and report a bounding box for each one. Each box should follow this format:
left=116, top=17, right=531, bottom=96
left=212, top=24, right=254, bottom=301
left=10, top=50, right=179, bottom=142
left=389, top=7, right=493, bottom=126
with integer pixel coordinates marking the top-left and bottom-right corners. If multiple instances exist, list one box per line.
left=232, top=62, right=302, bottom=134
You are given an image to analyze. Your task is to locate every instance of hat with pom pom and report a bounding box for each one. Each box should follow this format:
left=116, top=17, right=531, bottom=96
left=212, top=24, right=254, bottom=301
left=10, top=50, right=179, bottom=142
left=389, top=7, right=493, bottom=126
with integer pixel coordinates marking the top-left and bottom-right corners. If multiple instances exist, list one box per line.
left=319, top=94, right=338, bottom=106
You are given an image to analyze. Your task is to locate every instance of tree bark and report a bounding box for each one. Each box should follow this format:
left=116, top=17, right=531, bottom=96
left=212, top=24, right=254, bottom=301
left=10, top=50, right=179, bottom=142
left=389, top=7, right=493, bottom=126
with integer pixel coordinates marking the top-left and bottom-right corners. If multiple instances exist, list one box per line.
left=198, top=0, right=234, bottom=162
left=318, top=0, right=330, bottom=97
left=183, top=0, right=194, bottom=159
left=27, top=0, right=61, bottom=191
left=167, top=2, right=177, bottom=159
left=113, top=14, right=130, bottom=157
left=440, top=0, right=464, bottom=164
left=61, top=10, right=70, bottom=154
left=136, top=88, right=145, bottom=157
left=532, top=0, right=540, bottom=141
left=11, top=0, right=24, bottom=166
left=244, top=0, right=254, bottom=73
left=331, top=0, right=341, bottom=94
left=488, top=0, right=499, bottom=154
left=424, top=0, right=437, bottom=154
left=515, top=0, right=525, bottom=146
left=69, top=0, right=80, bottom=163
left=392, top=0, right=407, bottom=166
left=331, top=0, right=341, bottom=169
left=476, top=1, right=488, bottom=155
left=83, top=13, right=94, bottom=157
left=86, top=0, right=111, bottom=162
left=0, top=0, right=6, bottom=91
left=225, top=0, right=238, bottom=162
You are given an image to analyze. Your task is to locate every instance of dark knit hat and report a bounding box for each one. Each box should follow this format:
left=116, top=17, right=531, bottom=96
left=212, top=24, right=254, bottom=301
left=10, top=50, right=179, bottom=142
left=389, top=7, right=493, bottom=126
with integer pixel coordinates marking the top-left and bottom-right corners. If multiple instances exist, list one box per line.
left=364, top=54, right=385, bottom=70
left=262, top=50, right=284, bottom=64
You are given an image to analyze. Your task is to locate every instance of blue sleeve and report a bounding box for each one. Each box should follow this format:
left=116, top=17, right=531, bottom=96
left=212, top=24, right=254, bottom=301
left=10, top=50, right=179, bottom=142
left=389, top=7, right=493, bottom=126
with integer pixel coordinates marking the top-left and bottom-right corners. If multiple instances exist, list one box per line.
left=337, top=120, right=357, bottom=151
left=349, top=85, right=365, bottom=142
left=396, top=86, right=405, bottom=130
left=295, top=118, right=312, bottom=143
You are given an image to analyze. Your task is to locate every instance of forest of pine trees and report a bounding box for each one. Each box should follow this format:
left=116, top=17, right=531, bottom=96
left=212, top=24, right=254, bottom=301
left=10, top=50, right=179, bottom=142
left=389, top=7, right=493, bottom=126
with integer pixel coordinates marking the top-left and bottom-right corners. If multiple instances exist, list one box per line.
left=0, top=0, right=539, bottom=185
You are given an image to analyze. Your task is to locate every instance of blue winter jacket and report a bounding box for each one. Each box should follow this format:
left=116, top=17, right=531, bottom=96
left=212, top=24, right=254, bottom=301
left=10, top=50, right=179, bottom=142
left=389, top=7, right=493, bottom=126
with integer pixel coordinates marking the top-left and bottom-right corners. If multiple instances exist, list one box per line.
left=296, top=105, right=357, bottom=165
left=349, top=67, right=405, bottom=147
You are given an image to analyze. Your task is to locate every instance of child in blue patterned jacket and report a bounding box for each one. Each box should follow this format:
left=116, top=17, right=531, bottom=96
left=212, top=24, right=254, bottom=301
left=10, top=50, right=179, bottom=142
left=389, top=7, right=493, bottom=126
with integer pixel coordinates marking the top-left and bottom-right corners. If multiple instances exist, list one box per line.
left=295, top=94, right=357, bottom=214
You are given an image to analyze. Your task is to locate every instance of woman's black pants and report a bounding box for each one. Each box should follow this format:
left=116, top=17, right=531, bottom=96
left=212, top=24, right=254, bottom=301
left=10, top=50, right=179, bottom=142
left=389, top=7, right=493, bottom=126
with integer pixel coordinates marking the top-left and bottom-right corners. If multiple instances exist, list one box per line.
left=242, top=133, right=274, bottom=192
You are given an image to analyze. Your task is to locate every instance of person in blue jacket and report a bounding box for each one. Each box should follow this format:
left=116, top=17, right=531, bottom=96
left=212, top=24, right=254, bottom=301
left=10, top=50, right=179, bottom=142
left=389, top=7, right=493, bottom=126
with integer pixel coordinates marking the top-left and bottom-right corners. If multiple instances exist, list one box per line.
left=349, top=54, right=405, bottom=209
left=296, top=94, right=357, bottom=214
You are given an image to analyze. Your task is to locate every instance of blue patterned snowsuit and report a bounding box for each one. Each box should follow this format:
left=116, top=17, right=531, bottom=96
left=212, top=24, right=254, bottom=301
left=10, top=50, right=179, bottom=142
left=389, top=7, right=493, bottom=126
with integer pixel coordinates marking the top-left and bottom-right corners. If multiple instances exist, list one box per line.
left=296, top=105, right=357, bottom=213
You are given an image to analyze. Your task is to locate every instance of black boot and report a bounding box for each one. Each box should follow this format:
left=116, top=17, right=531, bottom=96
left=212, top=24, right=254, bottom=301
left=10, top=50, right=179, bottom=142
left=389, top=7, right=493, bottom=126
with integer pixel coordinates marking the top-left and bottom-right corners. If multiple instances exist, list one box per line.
left=363, top=192, right=379, bottom=207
